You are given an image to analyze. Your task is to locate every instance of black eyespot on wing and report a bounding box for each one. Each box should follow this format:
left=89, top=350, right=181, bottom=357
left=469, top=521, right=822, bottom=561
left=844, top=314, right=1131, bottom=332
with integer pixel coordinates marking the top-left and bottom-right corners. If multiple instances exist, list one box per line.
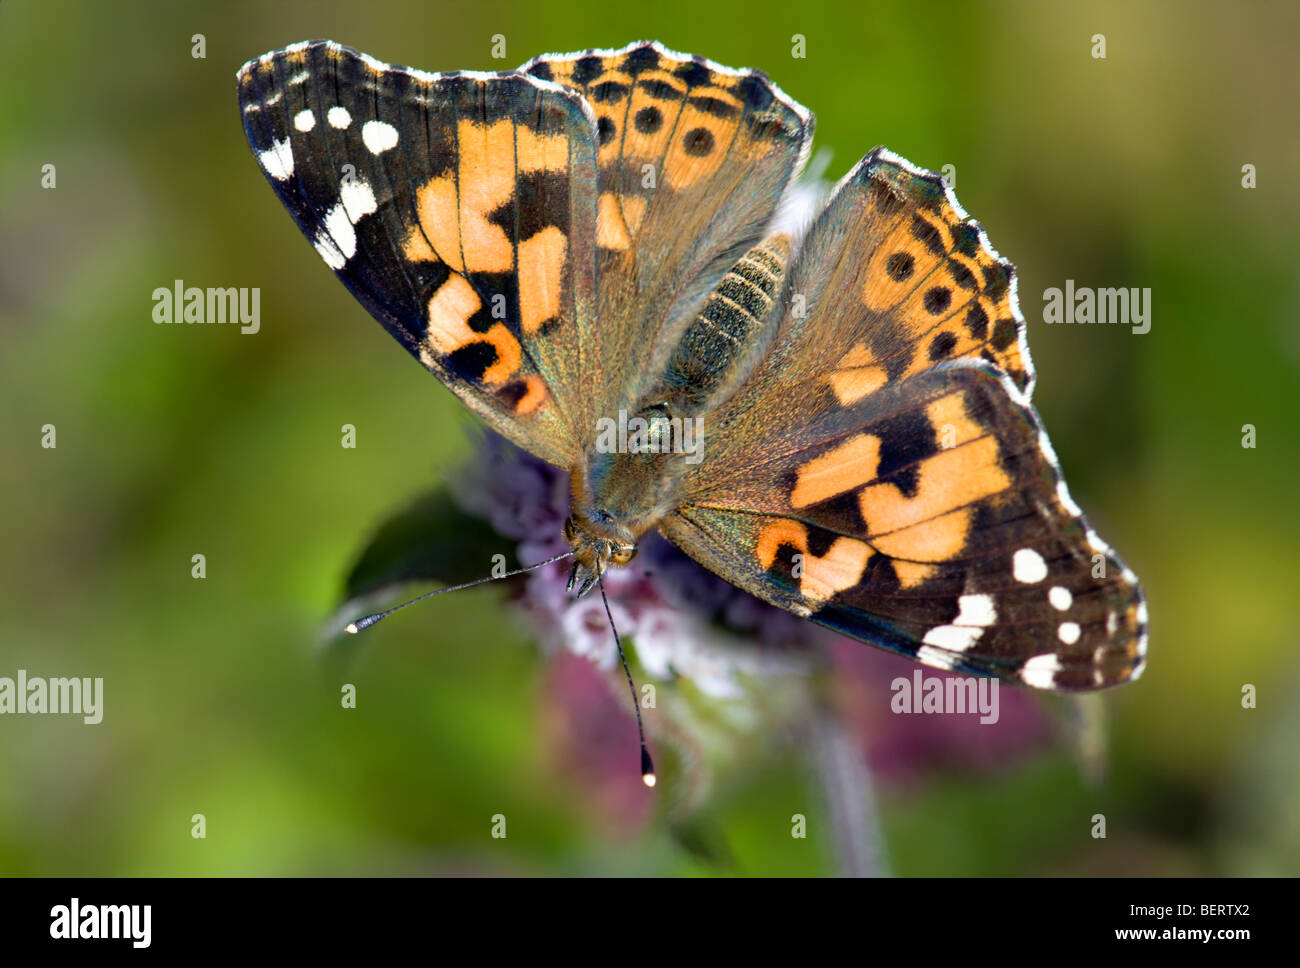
left=684, top=127, right=715, bottom=156
left=923, top=286, right=952, bottom=315
left=572, top=55, right=603, bottom=84
left=929, top=330, right=958, bottom=360
left=635, top=106, right=663, bottom=134
left=886, top=252, right=915, bottom=281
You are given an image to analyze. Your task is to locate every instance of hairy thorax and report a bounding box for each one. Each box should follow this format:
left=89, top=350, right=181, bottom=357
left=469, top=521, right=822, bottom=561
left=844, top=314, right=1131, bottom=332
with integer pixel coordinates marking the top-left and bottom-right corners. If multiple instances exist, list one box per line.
left=563, top=401, right=699, bottom=595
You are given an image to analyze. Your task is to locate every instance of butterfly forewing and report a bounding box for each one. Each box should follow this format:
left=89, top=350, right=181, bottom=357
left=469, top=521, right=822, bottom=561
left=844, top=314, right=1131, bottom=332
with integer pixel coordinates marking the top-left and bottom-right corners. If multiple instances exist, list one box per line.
left=238, top=41, right=601, bottom=467
left=520, top=41, right=813, bottom=417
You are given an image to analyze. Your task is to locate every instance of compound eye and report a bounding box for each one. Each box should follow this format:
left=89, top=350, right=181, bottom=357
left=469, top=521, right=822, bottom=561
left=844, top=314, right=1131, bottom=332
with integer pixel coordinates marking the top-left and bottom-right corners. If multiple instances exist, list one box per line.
left=610, top=544, right=638, bottom=565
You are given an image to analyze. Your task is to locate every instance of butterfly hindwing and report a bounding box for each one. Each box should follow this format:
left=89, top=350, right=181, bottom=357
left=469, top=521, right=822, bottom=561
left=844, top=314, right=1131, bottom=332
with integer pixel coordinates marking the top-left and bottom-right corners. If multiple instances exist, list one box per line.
left=238, top=41, right=601, bottom=467
left=519, top=41, right=813, bottom=417
left=665, top=150, right=1146, bottom=690
left=666, top=362, right=1146, bottom=689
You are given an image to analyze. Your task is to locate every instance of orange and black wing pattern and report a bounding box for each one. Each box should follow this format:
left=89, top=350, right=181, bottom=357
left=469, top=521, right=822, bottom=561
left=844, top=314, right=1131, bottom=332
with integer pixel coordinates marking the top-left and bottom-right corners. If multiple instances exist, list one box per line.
left=238, top=41, right=600, bottom=467
left=665, top=150, right=1146, bottom=690
left=520, top=41, right=812, bottom=415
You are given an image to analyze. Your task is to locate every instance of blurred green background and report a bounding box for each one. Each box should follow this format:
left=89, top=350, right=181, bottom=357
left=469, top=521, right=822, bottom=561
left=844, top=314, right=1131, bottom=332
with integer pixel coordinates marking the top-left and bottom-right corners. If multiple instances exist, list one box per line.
left=1, top=0, right=1296, bottom=875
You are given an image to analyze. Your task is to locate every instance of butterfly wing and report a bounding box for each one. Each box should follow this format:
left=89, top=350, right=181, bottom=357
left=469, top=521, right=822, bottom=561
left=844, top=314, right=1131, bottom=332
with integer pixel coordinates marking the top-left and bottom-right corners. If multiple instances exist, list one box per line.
left=519, top=41, right=813, bottom=417
left=664, top=150, right=1146, bottom=689
left=238, top=41, right=601, bottom=467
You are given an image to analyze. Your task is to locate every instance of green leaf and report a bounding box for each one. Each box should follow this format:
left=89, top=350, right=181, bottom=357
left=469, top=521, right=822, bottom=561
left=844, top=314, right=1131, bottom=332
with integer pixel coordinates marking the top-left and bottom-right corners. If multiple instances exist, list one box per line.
left=340, top=488, right=512, bottom=601
left=321, top=488, right=524, bottom=666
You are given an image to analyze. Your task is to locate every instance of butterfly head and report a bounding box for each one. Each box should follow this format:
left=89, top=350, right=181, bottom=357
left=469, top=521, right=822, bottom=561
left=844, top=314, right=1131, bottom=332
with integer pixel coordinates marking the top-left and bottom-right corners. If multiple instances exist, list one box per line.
left=563, top=510, right=637, bottom=598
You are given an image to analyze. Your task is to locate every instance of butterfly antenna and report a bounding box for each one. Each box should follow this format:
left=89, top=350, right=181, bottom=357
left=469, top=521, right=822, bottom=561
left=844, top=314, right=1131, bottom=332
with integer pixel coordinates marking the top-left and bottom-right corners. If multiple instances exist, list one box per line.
left=344, top=550, right=574, bottom=634
left=597, top=573, right=656, bottom=788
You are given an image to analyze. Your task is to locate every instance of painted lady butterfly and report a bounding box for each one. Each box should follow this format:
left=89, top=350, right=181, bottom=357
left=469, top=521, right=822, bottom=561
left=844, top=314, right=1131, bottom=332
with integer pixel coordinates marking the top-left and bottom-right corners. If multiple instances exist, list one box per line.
left=238, top=40, right=1147, bottom=759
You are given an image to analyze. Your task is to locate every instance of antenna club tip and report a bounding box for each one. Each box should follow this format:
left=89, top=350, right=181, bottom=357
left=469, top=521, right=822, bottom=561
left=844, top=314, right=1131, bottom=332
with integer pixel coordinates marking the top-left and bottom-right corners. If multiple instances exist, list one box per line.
left=344, top=622, right=360, bottom=635
left=640, top=748, right=656, bottom=788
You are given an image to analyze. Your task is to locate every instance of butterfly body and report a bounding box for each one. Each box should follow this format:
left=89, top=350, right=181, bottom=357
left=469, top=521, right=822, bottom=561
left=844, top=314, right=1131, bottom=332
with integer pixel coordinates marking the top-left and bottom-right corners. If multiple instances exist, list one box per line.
left=566, top=405, right=694, bottom=594
left=569, top=229, right=796, bottom=591
left=239, top=40, right=1148, bottom=692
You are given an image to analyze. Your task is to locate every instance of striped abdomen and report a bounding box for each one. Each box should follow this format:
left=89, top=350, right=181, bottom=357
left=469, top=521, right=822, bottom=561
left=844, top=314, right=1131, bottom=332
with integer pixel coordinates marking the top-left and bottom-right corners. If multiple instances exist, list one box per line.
left=656, top=234, right=790, bottom=412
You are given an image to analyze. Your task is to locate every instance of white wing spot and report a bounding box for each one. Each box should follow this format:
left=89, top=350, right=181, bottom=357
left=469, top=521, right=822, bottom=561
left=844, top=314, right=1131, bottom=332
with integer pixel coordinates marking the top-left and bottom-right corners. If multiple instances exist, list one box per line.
left=257, top=138, right=294, bottom=181
left=916, top=645, right=958, bottom=671
left=922, top=624, right=981, bottom=652
left=362, top=119, right=399, bottom=154
left=1021, top=654, right=1062, bottom=689
left=919, top=594, right=996, bottom=653
left=1049, top=586, right=1072, bottom=611
left=322, top=203, right=357, bottom=259
left=956, top=593, right=997, bottom=627
left=313, top=232, right=346, bottom=269
left=1013, top=548, right=1048, bottom=584
left=1058, top=622, right=1081, bottom=645
left=340, top=179, right=378, bottom=223
left=327, top=106, right=352, bottom=129
left=293, top=109, right=315, bottom=132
